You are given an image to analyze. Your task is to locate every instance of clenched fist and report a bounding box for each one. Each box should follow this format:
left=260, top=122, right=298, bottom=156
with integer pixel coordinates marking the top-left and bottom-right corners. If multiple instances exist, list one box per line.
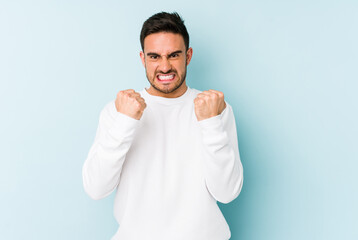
left=115, top=89, right=147, bottom=120
left=194, top=90, right=226, bottom=121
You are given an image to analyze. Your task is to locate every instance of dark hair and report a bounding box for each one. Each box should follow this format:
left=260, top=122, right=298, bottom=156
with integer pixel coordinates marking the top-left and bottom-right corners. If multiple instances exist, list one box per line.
left=140, top=11, right=189, bottom=51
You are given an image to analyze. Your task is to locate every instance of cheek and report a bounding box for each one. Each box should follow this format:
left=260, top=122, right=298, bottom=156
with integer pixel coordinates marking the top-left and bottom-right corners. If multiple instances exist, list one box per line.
left=145, top=63, right=157, bottom=74
left=173, top=60, right=186, bottom=71
left=178, top=62, right=187, bottom=73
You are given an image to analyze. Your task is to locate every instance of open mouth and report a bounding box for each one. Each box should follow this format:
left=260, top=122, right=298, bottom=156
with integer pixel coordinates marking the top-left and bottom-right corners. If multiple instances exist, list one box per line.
left=157, top=73, right=176, bottom=82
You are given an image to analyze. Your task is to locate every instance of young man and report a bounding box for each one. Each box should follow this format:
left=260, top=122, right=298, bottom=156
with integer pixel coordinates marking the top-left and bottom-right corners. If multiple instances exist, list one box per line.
left=82, top=12, right=243, bottom=240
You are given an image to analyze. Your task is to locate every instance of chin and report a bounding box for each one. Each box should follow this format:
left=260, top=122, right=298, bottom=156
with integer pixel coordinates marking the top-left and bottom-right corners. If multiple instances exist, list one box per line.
left=153, top=81, right=178, bottom=92
left=158, top=86, right=176, bottom=94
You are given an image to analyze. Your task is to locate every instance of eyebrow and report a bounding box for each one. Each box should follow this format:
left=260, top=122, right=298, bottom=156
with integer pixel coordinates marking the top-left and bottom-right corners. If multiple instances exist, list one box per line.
left=146, top=50, right=183, bottom=57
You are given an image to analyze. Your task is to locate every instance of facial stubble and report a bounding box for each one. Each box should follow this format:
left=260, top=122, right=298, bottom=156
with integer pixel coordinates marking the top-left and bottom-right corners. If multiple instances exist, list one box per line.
left=145, top=59, right=187, bottom=95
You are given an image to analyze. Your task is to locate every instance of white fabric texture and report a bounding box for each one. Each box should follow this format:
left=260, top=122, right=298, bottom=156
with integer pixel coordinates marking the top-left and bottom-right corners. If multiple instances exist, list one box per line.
left=82, top=87, right=243, bottom=240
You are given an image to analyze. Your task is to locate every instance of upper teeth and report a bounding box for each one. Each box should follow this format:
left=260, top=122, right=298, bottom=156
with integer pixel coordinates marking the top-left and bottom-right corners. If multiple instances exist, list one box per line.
left=158, top=74, right=174, bottom=80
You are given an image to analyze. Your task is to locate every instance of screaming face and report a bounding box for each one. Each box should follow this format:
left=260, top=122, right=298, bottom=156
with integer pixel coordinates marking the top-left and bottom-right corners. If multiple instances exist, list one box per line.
left=140, top=32, right=193, bottom=98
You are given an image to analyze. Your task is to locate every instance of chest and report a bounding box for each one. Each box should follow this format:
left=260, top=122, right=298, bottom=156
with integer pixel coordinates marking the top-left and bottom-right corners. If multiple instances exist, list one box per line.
left=121, top=102, right=205, bottom=201
left=123, top=101, right=204, bottom=179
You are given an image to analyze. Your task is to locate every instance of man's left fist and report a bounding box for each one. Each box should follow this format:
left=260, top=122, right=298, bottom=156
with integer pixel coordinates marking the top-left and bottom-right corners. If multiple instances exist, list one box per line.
left=194, top=90, right=226, bottom=121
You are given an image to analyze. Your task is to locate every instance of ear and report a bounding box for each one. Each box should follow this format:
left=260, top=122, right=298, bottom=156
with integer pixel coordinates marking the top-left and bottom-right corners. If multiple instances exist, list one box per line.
left=186, top=47, right=193, bottom=66
left=139, top=51, right=145, bottom=67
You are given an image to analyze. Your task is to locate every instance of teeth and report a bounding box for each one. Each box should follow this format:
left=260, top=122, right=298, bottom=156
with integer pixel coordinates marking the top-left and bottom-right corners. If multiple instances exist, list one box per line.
left=158, top=74, right=174, bottom=80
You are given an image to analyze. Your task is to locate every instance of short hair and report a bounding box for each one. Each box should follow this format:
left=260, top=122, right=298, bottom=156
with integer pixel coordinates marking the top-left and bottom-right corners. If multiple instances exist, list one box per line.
left=140, top=11, right=190, bottom=51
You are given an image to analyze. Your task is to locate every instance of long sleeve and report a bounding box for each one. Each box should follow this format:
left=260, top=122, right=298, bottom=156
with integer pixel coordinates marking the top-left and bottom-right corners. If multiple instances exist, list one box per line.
left=198, top=103, right=244, bottom=204
left=82, top=101, right=139, bottom=200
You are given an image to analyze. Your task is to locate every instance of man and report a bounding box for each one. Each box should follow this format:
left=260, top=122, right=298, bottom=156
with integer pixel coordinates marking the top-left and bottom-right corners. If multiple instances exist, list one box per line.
left=82, top=11, right=243, bottom=240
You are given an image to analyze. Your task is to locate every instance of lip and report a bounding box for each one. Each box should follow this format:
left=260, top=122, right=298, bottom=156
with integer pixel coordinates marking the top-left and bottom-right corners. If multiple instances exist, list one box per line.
left=156, top=73, right=176, bottom=83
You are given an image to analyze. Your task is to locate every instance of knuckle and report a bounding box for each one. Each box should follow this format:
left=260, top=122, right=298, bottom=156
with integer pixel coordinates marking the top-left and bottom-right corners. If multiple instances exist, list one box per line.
left=135, top=102, right=141, bottom=109
left=197, top=98, right=204, bottom=104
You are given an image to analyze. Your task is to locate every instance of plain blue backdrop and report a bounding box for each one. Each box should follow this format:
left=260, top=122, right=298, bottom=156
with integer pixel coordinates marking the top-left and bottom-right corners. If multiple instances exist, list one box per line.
left=0, top=0, right=357, bottom=239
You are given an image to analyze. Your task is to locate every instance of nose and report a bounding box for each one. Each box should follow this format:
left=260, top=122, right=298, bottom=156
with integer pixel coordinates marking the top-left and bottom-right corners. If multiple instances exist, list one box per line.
left=158, top=57, right=172, bottom=73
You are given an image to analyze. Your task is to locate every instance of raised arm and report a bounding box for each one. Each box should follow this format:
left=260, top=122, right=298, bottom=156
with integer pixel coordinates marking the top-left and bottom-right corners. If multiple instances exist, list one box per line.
left=195, top=90, right=243, bottom=204
left=82, top=90, right=146, bottom=200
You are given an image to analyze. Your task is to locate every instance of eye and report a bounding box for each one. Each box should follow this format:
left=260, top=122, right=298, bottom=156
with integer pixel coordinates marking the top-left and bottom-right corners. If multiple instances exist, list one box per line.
left=170, top=53, right=179, bottom=58
left=150, top=55, right=158, bottom=59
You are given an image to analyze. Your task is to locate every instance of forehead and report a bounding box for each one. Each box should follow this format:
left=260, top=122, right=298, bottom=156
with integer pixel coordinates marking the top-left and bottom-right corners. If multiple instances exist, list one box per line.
left=143, top=32, right=185, bottom=54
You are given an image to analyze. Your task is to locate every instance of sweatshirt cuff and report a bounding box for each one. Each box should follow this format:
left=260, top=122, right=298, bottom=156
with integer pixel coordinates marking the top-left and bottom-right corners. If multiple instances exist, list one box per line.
left=197, top=114, right=223, bottom=131
left=197, top=105, right=227, bottom=131
left=109, top=111, right=140, bottom=139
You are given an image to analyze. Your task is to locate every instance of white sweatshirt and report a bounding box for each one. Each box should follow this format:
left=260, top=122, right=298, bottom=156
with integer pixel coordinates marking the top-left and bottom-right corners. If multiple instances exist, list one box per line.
left=82, top=87, right=243, bottom=240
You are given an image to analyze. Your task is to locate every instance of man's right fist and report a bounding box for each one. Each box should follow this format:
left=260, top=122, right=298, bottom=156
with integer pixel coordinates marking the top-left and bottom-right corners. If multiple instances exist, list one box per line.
left=115, top=89, right=147, bottom=120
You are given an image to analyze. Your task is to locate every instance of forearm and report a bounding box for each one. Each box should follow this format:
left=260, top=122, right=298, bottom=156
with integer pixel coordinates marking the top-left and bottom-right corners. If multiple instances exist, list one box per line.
left=199, top=105, right=243, bottom=204
left=82, top=104, right=139, bottom=200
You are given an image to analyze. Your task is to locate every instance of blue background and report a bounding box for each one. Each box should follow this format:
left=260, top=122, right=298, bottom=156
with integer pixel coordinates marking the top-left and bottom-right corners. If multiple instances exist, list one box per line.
left=1, top=0, right=357, bottom=239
